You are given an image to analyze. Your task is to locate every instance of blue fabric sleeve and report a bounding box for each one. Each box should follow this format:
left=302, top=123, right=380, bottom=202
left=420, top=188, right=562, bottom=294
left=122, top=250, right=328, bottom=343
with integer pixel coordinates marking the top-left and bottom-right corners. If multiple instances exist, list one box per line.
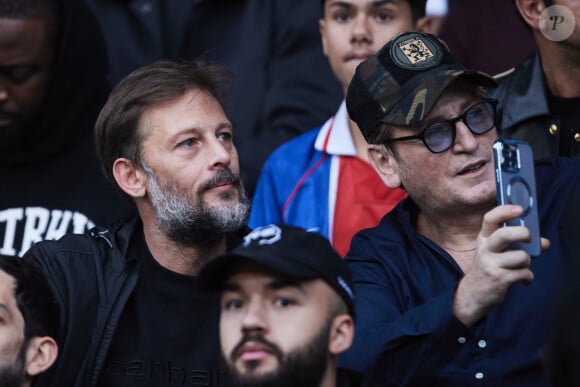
left=248, top=156, right=285, bottom=229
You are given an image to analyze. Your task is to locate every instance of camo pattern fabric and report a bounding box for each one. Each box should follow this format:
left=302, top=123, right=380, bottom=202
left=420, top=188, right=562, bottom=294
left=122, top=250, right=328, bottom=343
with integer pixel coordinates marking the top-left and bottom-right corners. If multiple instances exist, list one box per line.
left=346, top=32, right=496, bottom=142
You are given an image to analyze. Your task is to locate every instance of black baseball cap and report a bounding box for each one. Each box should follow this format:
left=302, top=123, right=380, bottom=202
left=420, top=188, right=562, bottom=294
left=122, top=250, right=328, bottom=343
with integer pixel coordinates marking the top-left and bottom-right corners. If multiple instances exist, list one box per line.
left=198, top=224, right=355, bottom=317
left=347, top=31, right=497, bottom=142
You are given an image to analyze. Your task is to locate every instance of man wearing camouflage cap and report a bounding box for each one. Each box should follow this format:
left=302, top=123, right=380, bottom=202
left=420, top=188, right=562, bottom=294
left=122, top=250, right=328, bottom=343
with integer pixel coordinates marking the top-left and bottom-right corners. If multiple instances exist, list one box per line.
left=339, top=31, right=580, bottom=386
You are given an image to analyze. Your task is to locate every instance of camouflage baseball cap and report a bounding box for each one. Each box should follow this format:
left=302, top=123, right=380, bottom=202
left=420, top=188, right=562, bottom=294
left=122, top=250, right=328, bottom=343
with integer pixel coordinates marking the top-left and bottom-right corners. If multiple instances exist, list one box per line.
left=346, top=31, right=497, bottom=142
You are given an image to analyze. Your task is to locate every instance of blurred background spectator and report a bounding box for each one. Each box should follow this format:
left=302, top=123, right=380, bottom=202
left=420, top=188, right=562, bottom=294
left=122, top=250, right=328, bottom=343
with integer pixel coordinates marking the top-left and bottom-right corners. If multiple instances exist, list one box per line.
left=0, top=0, right=134, bottom=257
left=439, top=0, right=536, bottom=75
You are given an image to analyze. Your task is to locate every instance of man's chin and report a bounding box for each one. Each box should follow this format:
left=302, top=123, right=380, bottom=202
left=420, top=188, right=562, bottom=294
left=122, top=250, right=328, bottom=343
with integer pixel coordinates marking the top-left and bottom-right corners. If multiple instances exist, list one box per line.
left=214, top=192, right=241, bottom=205
left=228, top=366, right=282, bottom=387
left=203, top=185, right=242, bottom=202
left=237, top=358, right=279, bottom=375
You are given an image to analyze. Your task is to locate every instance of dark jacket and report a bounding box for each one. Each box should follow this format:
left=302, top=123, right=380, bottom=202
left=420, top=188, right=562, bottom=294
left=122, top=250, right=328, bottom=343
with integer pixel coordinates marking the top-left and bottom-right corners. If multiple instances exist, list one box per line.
left=25, top=218, right=247, bottom=387
left=25, top=219, right=140, bottom=387
left=491, top=53, right=580, bottom=159
left=0, top=0, right=134, bottom=257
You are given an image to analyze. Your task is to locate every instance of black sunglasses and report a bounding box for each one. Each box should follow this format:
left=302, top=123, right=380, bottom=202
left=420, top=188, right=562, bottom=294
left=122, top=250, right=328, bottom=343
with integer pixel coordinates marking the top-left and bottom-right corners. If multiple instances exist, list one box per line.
left=383, top=98, right=498, bottom=154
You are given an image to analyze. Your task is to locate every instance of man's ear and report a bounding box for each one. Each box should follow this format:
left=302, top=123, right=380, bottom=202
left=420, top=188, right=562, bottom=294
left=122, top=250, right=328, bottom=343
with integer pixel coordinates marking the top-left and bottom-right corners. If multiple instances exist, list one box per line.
left=112, top=158, right=147, bottom=198
left=25, top=337, right=58, bottom=377
left=515, top=0, right=545, bottom=30
left=328, top=314, right=354, bottom=355
left=415, top=16, right=444, bottom=35
left=368, top=144, right=402, bottom=189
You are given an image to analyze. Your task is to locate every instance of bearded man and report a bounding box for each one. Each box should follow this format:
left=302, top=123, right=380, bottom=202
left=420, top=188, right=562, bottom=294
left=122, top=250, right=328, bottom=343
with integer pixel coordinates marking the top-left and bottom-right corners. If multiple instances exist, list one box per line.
left=198, top=224, right=378, bottom=387
left=23, top=60, right=251, bottom=387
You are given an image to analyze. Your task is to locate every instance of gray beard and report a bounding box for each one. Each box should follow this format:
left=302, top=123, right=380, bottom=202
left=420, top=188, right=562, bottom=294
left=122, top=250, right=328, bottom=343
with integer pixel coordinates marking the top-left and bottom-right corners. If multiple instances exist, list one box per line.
left=145, top=165, right=250, bottom=247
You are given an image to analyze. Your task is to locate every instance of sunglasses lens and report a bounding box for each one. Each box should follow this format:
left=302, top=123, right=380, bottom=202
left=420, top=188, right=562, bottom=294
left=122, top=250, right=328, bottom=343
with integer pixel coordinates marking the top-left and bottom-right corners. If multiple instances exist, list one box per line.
left=466, top=101, right=495, bottom=134
left=424, top=122, right=454, bottom=153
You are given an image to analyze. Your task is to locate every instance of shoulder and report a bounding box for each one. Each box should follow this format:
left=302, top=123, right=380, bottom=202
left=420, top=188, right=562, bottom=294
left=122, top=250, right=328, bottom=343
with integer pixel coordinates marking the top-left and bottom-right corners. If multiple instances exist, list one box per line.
left=337, top=368, right=380, bottom=387
left=23, top=218, right=135, bottom=267
left=24, top=233, right=98, bottom=262
left=271, top=126, right=322, bottom=158
left=347, top=202, right=412, bottom=261
left=261, top=126, right=325, bottom=170
left=491, top=54, right=537, bottom=97
left=493, top=54, right=536, bottom=83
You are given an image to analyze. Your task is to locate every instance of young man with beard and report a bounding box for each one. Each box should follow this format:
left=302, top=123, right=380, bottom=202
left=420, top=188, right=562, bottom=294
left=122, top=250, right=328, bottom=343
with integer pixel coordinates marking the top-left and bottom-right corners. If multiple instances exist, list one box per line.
left=23, top=60, right=251, bottom=387
left=0, top=254, right=59, bottom=387
left=198, top=224, right=378, bottom=387
left=340, top=31, right=580, bottom=385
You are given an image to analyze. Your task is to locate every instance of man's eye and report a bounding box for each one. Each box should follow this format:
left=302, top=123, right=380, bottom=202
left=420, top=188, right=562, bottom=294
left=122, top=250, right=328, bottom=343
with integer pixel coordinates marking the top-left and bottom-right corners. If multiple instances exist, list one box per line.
left=375, top=11, right=394, bottom=22
left=217, top=132, right=232, bottom=142
left=223, top=299, right=243, bottom=310
left=425, top=123, right=450, bottom=138
left=178, top=138, right=194, bottom=147
left=7, top=68, right=36, bottom=84
left=274, top=297, right=294, bottom=307
left=466, top=106, right=487, bottom=121
left=334, top=11, right=351, bottom=23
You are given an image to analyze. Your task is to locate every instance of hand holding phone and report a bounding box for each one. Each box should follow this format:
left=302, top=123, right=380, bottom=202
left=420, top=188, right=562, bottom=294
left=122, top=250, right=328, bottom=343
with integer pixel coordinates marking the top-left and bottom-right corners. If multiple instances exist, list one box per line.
left=492, top=139, right=541, bottom=256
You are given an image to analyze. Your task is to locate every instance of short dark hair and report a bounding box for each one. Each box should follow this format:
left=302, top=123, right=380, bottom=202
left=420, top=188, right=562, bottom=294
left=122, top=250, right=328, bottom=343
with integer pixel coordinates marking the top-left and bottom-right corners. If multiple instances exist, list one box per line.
left=320, top=0, right=427, bottom=21
left=0, top=255, right=59, bottom=340
left=95, top=59, right=232, bottom=189
left=0, top=0, right=58, bottom=18
left=0, top=0, right=63, bottom=40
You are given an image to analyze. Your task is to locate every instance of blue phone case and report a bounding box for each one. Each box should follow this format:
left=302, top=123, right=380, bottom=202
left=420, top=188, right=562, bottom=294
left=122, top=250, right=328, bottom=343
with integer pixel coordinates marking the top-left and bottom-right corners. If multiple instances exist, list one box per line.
left=492, top=139, right=541, bottom=256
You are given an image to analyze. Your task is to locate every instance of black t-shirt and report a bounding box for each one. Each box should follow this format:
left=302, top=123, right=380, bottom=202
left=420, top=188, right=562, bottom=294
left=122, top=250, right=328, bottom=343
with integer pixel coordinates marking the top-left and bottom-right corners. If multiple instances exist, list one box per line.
left=337, top=368, right=380, bottom=387
left=98, top=232, right=225, bottom=386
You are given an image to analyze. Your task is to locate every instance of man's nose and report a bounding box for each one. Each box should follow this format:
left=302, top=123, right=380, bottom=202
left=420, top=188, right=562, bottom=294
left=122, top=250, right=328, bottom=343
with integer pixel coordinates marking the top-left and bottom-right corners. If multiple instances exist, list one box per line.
left=351, top=15, right=372, bottom=43
left=240, top=299, right=268, bottom=333
left=453, top=120, right=479, bottom=152
left=207, top=136, right=232, bottom=168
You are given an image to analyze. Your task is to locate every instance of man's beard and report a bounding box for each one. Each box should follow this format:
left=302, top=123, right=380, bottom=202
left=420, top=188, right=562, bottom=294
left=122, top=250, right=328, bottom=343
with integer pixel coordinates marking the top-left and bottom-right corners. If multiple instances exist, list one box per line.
left=145, top=164, right=250, bottom=246
left=224, top=317, right=332, bottom=387
left=0, top=341, right=28, bottom=387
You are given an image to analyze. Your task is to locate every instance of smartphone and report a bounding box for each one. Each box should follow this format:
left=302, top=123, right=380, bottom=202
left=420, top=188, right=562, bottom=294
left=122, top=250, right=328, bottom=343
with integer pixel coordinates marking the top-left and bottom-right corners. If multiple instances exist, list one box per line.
left=492, top=139, right=541, bottom=256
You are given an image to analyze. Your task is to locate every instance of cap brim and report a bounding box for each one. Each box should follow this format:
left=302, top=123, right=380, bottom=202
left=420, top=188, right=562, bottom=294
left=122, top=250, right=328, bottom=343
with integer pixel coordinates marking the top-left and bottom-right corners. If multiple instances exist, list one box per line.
left=198, top=250, right=319, bottom=291
left=382, top=68, right=497, bottom=126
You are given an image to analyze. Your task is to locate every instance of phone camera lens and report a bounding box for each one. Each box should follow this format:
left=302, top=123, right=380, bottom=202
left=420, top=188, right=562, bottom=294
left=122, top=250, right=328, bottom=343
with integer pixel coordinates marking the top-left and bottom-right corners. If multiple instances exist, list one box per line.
left=501, top=145, right=519, bottom=171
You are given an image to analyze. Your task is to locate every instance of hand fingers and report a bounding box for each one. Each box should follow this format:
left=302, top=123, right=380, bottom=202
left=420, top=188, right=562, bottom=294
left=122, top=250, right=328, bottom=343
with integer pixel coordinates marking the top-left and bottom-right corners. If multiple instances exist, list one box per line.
left=504, top=267, right=535, bottom=286
left=485, top=224, right=531, bottom=253
left=541, top=237, right=550, bottom=252
left=480, top=205, right=524, bottom=238
left=497, top=249, right=531, bottom=270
